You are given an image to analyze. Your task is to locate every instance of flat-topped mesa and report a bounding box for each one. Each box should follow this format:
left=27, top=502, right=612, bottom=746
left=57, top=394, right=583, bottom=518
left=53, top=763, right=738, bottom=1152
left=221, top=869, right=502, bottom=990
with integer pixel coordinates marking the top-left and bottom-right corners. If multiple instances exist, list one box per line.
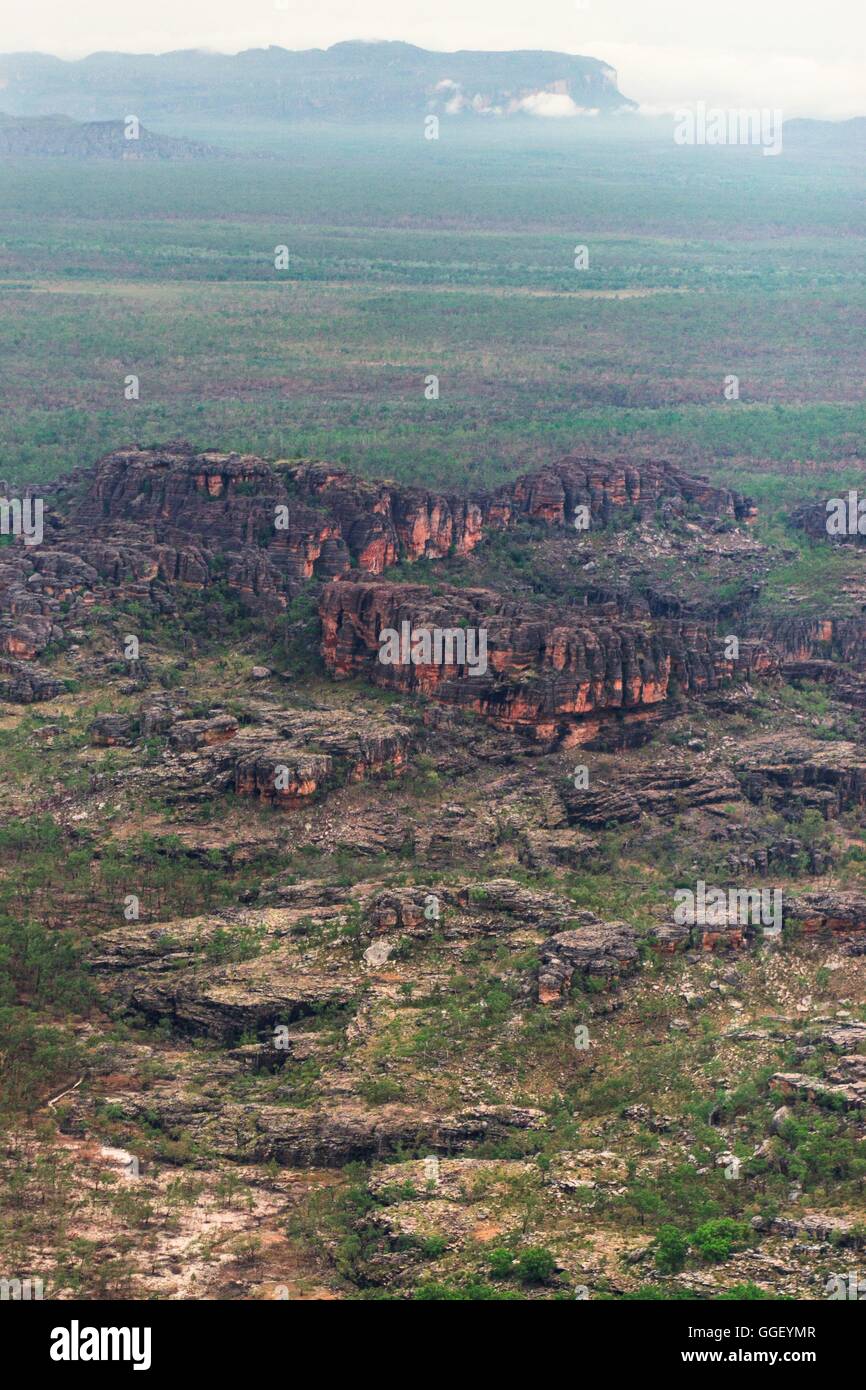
left=319, top=578, right=775, bottom=742
left=65, top=445, right=755, bottom=580
left=0, top=445, right=757, bottom=676
left=288, top=455, right=755, bottom=560
left=498, top=456, right=756, bottom=530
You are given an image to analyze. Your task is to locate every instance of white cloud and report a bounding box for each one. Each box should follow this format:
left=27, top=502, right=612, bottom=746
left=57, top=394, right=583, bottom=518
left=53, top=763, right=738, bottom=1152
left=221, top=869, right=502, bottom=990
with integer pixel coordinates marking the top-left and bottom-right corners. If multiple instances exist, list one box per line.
left=580, top=41, right=866, bottom=120
left=515, top=91, right=596, bottom=117
left=2, top=0, right=864, bottom=120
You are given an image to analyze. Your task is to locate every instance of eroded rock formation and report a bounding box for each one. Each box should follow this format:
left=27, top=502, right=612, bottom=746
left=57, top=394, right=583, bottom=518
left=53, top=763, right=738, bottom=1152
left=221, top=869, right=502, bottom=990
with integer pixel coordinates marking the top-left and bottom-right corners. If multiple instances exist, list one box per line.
left=320, top=579, right=775, bottom=742
left=0, top=444, right=758, bottom=688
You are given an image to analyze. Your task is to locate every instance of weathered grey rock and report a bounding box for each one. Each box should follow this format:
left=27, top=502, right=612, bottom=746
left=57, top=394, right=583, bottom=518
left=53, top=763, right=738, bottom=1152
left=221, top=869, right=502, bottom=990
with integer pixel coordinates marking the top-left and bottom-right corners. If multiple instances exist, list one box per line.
left=168, top=713, right=239, bottom=751
left=90, top=714, right=137, bottom=746
left=538, top=920, right=639, bottom=1003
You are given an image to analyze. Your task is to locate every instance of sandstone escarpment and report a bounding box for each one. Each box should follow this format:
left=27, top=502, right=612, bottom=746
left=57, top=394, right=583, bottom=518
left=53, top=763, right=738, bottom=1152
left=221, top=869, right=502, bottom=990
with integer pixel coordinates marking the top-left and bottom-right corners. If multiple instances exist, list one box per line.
left=754, top=616, right=866, bottom=666
left=735, top=739, right=866, bottom=818
left=499, top=455, right=755, bottom=529
left=0, top=444, right=759, bottom=679
left=94, top=701, right=413, bottom=811
left=320, top=578, right=775, bottom=741
left=276, top=454, right=754, bottom=567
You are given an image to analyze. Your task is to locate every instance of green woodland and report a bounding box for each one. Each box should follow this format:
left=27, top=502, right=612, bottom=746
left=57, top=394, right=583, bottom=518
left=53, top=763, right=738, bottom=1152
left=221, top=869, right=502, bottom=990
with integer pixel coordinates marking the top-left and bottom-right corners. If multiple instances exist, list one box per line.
left=0, top=121, right=863, bottom=507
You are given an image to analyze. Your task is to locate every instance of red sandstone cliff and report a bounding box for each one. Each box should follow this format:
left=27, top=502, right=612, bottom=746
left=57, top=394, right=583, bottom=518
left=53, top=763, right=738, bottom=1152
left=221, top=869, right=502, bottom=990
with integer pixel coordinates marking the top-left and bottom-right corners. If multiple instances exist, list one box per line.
left=319, top=578, right=776, bottom=742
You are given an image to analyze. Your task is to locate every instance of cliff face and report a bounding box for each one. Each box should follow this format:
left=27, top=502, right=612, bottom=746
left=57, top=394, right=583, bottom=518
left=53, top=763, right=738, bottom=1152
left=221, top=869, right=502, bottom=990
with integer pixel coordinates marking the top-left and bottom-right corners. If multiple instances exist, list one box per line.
left=319, top=579, right=776, bottom=743
left=498, top=456, right=756, bottom=529
left=753, top=616, right=866, bottom=665
left=291, top=454, right=755, bottom=566
left=66, top=446, right=754, bottom=586
left=0, top=44, right=634, bottom=123
left=0, top=444, right=769, bottom=738
left=17, top=439, right=866, bottom=749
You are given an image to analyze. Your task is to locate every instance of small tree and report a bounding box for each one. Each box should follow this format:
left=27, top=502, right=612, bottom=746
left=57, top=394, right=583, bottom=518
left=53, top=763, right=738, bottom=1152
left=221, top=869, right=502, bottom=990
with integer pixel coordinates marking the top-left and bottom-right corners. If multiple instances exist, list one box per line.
left=654, top=1225, right=688, bottom=1273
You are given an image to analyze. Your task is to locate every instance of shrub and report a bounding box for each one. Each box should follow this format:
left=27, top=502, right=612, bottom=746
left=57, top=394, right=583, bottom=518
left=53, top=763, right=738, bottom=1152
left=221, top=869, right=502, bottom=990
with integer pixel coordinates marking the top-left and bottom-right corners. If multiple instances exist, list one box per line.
left=419, top=1235, right=447, bottom=1258
left=654, top=1224, right=688, bottom=1273
left=690, top=1218, right=751, bottom=1263
left=487, top=1247, right=515, bottom=1279
left=516, top=1246, right=557, bottom=1284
left=716, top=1283, right=779, bottom=1300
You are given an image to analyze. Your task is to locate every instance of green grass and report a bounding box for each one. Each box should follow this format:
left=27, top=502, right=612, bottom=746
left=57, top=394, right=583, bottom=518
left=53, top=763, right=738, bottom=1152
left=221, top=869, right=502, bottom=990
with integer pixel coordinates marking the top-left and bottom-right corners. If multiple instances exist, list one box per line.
left=0, top=124, right=863, bottom=496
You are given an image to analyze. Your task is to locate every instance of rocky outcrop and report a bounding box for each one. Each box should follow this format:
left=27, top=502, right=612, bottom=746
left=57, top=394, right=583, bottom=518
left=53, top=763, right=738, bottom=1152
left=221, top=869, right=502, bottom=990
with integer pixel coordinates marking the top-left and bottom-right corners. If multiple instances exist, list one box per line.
left=0, top=446, right=758, bottom=653
left=716, top=821, right=835, bottom=876
left=768, top=1017, right=866, bottom=1111
left=321, top=579, right=775, bottom=742
left=69, top=447, right=752, bottom=582
left=802, top=1020, right=866, bottom=1052
left=232, top=748, right=335, bottom=810
left=771, top=1072, right=866, bottom=1110
left=167, top=714, right=239, bottom=751
left=537, top=918, right=639, bottom=1002
left=789, top=498, right=865, bottom=544
left=125, top=953, right=357, bottom=1042
left=517, top=827, right=600, bottom=870
left=561, top=782, right=643, bottom=828
left=0, top=656, right=64, bottom=703
left=650, top=887, right=866, bottom=954
left=64, top=1093, right=546, bottom=1168
left=365, top=888, right=438, bottom=939
left=140, top=693, right=190, bottom=737
left=303, top=451, right=755, bottom=556
left=783, top=891, right=866, bottom=937
left=735, top=739, right=866, bottom=818
left=753, top=617, right=866, bottom=668
left=564, top=765, right=741, bottom=827
left=363, top=879, right=583, bottom=944
left=453, top=879, right=578, bottom=934
left=102, top=703, right=412, bottom=811
left=771, top=1213, right=866, bottom=1248
left=497, top=455, right=755, bottom=530
left=650, top=907, right=757, bottom=953
left=90, top=714, right=137, bottom=746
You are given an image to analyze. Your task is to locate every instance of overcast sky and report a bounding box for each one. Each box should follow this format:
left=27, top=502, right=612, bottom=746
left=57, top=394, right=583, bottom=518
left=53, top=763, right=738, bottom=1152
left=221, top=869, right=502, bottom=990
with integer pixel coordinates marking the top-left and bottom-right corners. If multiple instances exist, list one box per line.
left=4, top=0, right=865, bottom=118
